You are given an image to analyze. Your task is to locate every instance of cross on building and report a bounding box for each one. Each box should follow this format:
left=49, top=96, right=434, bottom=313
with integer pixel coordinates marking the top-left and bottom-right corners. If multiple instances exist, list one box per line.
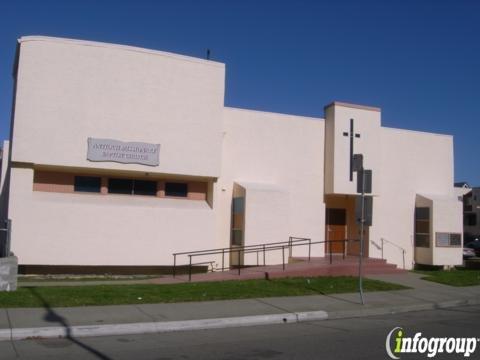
left=343, top=118, right=361, bottom=181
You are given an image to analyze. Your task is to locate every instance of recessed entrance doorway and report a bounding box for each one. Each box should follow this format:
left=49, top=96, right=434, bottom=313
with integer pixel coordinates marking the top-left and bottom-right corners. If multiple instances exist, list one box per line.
left=325, top=195, right=369, bottom=257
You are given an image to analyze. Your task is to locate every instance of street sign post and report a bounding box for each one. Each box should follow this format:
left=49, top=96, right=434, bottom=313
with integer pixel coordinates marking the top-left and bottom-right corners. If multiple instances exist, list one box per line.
left=353, top=155, right=373, bottom=305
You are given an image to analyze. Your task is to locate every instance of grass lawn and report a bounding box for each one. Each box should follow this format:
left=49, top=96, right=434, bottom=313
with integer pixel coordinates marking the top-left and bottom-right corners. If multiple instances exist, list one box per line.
left=416, top=268, right=480, bottom=286
left=0, top=276, right=408, bottom=308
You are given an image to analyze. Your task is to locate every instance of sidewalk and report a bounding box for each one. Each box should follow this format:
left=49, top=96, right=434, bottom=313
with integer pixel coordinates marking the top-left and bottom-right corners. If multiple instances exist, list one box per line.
left=1, top=272, right=479, bottom=341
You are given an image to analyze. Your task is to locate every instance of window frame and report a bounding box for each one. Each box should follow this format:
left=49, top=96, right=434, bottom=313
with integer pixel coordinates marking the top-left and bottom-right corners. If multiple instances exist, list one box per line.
left=414, top=207, right=430, bottom=248
left=165, top=182, right=188, bottom=198
left=74, top=176, right=102, bottom=193
left=133, top=180, right=157, bottom=196
left=108, top=178, right=134, bottom=195
left=435, top=232, right=462, bottom=248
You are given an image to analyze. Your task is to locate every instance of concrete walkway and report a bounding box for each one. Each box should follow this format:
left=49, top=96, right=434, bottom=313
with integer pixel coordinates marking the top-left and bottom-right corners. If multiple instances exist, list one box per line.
left=18, top=256, right=404, bottom=287
left=1, top=272, right=479, bottom=341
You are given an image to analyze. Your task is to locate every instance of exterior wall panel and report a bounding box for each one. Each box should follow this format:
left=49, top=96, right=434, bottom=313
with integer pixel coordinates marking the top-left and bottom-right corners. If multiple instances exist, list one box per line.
left=12, top=37, right=224, bottom=177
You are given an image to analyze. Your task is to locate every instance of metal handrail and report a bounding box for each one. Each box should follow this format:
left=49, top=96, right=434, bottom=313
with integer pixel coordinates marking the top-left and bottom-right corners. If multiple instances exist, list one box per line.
left=174, top=238, right=356, bottom=281
left=172, top=237, right=312, bottom=277
left=288, top=236, right=310, bottom=258
left=173, top=238, right=310, bottom=257
left=380, top=237, right=406, bottom=269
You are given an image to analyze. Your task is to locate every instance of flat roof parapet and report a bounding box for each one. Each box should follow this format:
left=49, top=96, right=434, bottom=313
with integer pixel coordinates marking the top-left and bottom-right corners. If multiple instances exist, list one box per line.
left=324, top=101, right=381, bottom=112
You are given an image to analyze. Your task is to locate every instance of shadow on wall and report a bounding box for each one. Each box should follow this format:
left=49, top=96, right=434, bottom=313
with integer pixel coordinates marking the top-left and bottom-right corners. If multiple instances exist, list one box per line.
left=370, top=240, right=382, bottom=251
left=26, top=287, right=113, bottom=360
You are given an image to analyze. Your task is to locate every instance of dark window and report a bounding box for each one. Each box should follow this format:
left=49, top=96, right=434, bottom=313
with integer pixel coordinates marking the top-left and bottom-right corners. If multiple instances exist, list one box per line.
left=326, top=208, right=347, bottom=226
left=415, top=207, right=430, bottom=248
left=465, top=213, right=477, bottom=226
left=415, top=207, right=429, bottom=220
left=415, top=234, right=429, bottom=248
left=165, top=182, right=188, bottom=197
left=134, top=180, right=157, bottom=196
left=108, top=178, right=158, bottom=196
left=231, top=197, right=245, bottom=247
left=232, top=197, right=245, bottom=214
left=450, top=233, right=461, bottom=246
left=415, top=221, right=429, bottom=234
left=108, top=178, right=133, bottom=194
left=231, top=229, right=243, bottom=246
left=74, top=176, right=101, bottom=193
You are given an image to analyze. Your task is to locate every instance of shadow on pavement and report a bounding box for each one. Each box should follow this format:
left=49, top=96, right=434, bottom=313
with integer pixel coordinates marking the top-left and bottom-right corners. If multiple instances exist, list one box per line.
left=26, top=287, right=112, bottom=360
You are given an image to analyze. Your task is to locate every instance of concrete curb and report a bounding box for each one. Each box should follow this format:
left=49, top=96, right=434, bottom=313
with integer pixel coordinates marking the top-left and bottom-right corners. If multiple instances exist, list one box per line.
left=327, top=298, right=480, bottom=320
left=0, top=298, right=478, bottom=342
left=0, top=311, right=329, bottom=342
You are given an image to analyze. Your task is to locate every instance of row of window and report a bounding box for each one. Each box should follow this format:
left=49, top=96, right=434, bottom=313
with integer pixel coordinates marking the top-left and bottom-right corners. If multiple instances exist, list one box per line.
left=74, top=176, right=188, bottom=197
left=414, top=207, right=430, bottom=248
left=231, top=197, right=245, bottom=246
left=414, top=207, right=461, bottom=248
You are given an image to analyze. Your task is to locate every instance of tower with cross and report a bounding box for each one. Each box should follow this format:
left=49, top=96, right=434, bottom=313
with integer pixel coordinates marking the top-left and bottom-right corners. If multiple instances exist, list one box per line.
left=324, top=102, right=381, bottom=196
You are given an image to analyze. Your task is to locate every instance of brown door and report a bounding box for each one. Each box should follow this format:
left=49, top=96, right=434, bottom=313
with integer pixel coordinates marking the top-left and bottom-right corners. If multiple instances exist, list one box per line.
left=347, top=227, right=369, bottom=257
left=326, top=208, right=346, bottom=254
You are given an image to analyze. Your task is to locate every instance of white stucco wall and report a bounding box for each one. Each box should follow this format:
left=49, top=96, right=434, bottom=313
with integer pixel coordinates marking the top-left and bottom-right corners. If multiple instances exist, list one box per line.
left=431, top=197, right=463, bottom=266
left=413, top=195, right=463, bottom=267
left=324, top=102, right=461, bottom=269
left=372, top=128, right=458, bottom=269
left=8, top=36, right=224, bottom=267
left=216, top=107, right=326, bottom=263
left=241, top=182, right=290, bottom=265
left=12, top=36, right=224, bottom=178
left=9, top=167, right=215, bottom=265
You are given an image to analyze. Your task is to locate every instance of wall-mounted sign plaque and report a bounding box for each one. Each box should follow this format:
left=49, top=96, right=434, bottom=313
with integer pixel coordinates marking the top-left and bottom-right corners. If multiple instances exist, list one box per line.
left=87, top=138, right=160, bottom=166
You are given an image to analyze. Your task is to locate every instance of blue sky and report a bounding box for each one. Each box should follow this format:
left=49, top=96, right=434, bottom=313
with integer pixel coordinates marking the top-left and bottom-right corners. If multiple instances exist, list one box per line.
left=0, top=0, right=479, bottom=184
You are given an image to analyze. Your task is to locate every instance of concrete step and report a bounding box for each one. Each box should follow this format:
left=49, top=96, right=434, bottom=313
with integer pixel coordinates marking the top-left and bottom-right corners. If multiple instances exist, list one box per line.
left=265, top=266, right=406, bottom=278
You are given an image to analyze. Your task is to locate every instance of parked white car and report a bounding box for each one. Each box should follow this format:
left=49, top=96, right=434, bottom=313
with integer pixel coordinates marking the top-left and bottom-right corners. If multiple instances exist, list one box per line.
left=463, top=247, right=476, bottom=259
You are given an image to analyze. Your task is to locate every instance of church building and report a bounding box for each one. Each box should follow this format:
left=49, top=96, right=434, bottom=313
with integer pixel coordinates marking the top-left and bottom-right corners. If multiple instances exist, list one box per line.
left=0, top=36, right=463, bottom=273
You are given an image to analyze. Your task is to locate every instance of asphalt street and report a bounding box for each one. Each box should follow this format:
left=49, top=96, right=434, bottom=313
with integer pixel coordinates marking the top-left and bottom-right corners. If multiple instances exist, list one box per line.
left=0, top=305, right=479, bottom=360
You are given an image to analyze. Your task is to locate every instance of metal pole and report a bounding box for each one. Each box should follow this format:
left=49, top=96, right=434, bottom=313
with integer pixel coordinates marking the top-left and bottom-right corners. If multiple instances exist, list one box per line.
left=222, top=249, right=225, bottom=272
left=308, top=239, right=311, bottom=261
left=173, top=254, right=176, bottom=278
left=263, top=244, right=266, bottom=266
left=188, top=255, right=192, bottom=282
left=5, top=219, right=11, bottom=257
left=282, top=246, right=285, bottom=271
left=328, top=240, right=332, bottom=264
left=403, top=249, right=406, bottom=270
left=359, top=170, right=365, bottom=305
left=238, top=249, right=241, bottom=275
left=381, top=238, right=384, bottom=260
